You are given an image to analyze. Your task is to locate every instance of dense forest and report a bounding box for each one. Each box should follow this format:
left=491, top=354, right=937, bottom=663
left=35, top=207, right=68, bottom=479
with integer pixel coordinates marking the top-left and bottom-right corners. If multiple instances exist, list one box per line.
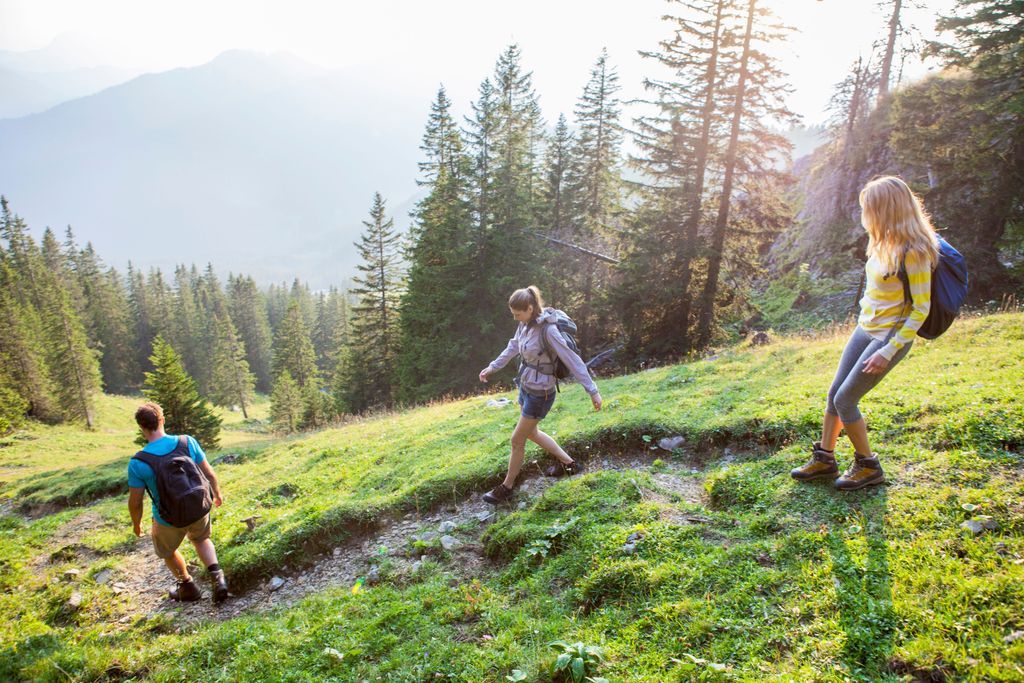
left=1, top=0, right=1020, bottom=435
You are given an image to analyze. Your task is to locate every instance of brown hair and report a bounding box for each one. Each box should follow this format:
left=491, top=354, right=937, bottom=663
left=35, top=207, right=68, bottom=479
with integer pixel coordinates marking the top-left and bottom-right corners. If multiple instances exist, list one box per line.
left=135, top=402, right=164, bottom=431
left=508, top=286, right=544, bottom=318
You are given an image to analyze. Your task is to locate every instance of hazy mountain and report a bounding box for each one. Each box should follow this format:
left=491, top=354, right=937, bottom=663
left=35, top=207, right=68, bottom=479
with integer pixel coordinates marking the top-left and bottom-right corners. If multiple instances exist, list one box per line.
left=0, top=50, right=433, bottom=288
left=0, top=34, right=140, bottom=119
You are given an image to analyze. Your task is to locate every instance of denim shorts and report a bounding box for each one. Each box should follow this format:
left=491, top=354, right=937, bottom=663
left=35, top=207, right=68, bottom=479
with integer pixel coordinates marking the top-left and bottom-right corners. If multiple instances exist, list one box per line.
left=518, top=387, right=555, bottom=420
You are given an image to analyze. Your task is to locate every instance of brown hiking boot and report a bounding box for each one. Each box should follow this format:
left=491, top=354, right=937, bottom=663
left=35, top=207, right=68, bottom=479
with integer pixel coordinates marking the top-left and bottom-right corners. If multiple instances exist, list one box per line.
left=482, top=483, right=514, bottom=505
left=210, top=569, right=229, bottom=605
left=169, top=578, right=201, bottom=602
left=790, top=442, right=839, bottom=481
left=544, top=459, right=580, bottom=478
left=835, top=454, right=885, bottom=491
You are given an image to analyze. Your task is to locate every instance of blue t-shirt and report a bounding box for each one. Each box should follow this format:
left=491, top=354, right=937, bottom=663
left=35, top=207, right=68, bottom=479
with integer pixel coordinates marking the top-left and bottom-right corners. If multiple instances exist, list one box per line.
left=127, top=434, right=206, bottom=526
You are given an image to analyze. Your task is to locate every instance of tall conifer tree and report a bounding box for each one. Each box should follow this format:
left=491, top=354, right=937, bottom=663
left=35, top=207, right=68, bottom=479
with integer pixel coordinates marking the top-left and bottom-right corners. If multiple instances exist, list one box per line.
left=142, top=336, right=222, bottom=448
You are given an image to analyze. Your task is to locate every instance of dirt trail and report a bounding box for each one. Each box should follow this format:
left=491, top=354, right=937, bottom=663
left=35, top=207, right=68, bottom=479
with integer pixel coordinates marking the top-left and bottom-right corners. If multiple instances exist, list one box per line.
left=35, top=452, right=707, bottom=628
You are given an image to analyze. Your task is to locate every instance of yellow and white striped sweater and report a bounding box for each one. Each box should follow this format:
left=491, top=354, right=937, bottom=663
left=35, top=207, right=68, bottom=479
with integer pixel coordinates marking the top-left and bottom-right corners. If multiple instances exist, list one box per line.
left=858, top=250, right=932, bottom=360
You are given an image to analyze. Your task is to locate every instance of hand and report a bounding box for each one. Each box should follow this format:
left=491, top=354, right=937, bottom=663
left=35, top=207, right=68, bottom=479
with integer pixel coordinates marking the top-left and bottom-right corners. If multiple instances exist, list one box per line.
left=861, top=351, right=890, bottom=375
left=214, top=493, right=224, bottom=507
left=133, top=523, right=143, bottom=538
left=479, top=368, right=491, bottom=383
left=591, top=392, right=603, bottom=411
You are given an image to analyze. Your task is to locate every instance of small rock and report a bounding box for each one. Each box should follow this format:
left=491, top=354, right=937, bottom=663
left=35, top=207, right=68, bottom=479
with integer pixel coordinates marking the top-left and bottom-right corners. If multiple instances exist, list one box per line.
left=723, top=447, right=734, bottom=459
left=333, top=548, right=342, bottom=557
left=416, top=531, right=439, bottom=543
left=621, top=543, right=637, bottom=555
left=486, top=398, right=511, bottom=408
left=960, top=520, right=985, bottom=535
left=976, top=515, right=999, bottom=531
left=323, top=647, right=345, bottom=662
left=63, top=569, right=80, bottom=581
left=440, top=535, right=461, bottom=551
left=751, top=331, right=770, bottom=346
left=516, top=501, right=528, bottom=510
left=366, top=566, right=381, bottom=585
left=475, top=511, right=494, bottom=522
left=658, top=436, right=685, bottom=451
left=267, top=576, right=286, bottom=592
left=626, top=532, right=644, bottom=543
left=411, top=561, right=423, bottom=573
left=215, top=453, right=239, bottom=464
left=242, top=515, right=262, bottom=531
left=94, top=569, right=112, bottom=585
left=439, top=520, right=457, bottom=533
left=1004, top=630, right=1024, bottom=644
left=67, top=592, right=83, bottom=608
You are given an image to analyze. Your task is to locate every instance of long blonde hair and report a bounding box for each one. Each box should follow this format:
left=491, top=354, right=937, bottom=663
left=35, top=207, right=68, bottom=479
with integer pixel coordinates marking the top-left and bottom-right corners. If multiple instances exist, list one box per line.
left=859, top=176, right=939, bottom=274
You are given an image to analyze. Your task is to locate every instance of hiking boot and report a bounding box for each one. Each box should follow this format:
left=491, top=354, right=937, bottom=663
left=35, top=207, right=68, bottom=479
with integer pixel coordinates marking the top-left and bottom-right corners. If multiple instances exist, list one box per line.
left=790, top=442, right=839, bottom=481
left=482, top=483, right=514, bottom=505
left=544, top=459, right=580, bottom=478
left=169, top=578, right=201, bottom=602
left=209, top=568, right=229, bottom=604
left=835, top=454, right=885, bottom=491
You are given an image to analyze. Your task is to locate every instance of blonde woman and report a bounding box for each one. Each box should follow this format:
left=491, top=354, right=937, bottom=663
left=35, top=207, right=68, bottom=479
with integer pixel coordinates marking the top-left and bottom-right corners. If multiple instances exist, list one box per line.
left=479, top=286, right=602, bottom=504
left=792, top=176, right=938, bottom=490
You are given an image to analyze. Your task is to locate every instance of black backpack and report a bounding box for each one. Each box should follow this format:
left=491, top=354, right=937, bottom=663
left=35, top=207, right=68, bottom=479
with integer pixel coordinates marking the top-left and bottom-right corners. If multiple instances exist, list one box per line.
left=132, top=436, right=212, bottom=528
left=898, top=237, right=969, bottom=340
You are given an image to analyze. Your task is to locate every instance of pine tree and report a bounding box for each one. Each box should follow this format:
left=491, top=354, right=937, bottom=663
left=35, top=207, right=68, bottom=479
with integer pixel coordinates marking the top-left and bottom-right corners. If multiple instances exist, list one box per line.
left=227, top=274, right=273, bottom=392
left=566, top=49, right=625, bottom=352
left=396, top=86, right=477, bottom=403
left=70, top=241, right=138, bottom=394
left=694, top=0, right=797, bottom=347
left=270, top=370, right=302, bottom=433
left=337, top=193, right=403, bottom=412
left=38, top=266, right=103, bottom=427
left=0, top=256, right=58, bottom=421
left=626, top=0, right=735, bottom=356
left=209, top=314, right=256, bottom=419
left=272, top=299, right=319, bottom=391
left=142, top=335, right=222, bottom=449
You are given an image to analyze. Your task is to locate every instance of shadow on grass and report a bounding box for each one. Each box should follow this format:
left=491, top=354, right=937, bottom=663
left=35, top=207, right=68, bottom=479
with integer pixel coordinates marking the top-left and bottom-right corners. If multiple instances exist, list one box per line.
left=828, top=488, right=897, bottom=682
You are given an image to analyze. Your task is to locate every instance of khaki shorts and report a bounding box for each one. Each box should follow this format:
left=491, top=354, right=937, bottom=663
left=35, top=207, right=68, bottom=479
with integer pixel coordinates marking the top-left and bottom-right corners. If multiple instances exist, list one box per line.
left=151, top=514, right=211, bottom=559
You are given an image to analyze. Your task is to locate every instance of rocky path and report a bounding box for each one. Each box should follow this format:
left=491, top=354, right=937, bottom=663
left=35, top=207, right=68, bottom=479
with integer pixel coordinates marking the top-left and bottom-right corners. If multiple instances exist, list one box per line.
left=36, top=450, right=707, bottom=629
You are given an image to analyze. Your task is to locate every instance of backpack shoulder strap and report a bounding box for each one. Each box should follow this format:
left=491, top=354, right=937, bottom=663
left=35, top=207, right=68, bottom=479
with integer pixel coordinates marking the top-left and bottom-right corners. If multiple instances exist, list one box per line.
left=132, top=450, right=159, bottom=467
left=174, top=435, right=190, bottom=456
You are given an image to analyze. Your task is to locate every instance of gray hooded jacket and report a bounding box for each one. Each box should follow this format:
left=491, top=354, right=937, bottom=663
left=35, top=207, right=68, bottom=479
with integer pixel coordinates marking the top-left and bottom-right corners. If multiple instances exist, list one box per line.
left=487, top=308, right=599, bottom=397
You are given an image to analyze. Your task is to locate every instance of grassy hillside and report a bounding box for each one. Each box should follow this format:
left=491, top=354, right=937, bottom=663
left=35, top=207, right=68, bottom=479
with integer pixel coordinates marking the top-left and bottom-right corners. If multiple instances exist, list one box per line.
left=2, top=314, right=1022, bottom=682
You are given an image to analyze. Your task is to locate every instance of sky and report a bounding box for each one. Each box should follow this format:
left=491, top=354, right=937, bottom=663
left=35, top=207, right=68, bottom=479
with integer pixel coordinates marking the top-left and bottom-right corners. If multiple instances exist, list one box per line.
left=0, top=0, right=958, bottom=126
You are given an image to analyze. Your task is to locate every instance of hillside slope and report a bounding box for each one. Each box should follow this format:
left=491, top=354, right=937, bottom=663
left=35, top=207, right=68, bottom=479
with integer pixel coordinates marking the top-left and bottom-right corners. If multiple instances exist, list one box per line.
left=2, top=313, right=1022, bottom=682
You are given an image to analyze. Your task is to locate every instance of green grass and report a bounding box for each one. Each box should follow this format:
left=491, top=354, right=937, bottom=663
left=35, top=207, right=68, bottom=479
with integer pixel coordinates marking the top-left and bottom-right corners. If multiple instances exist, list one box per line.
left=2, top=314, right=1022, bottom=681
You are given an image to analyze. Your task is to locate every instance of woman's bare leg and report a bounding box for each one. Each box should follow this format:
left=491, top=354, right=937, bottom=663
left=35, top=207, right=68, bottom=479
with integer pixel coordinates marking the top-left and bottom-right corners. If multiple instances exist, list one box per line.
left=503, top=415, right=540, bottom=487
left=528, top=428, right=573, bottom=464
left=821, top=412, right=843, bottom=452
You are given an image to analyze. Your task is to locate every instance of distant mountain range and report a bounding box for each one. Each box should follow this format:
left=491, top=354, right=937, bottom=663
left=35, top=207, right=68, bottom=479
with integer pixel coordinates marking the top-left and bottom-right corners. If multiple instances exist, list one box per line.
left=0, top=47, right=824, bottom=289
left=0, top=50, right=431, bottom=288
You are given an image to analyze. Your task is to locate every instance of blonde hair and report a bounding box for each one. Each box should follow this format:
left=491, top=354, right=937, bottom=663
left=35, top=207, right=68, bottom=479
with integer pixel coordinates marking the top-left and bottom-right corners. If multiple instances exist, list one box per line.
left=508, top=286, right=544, bottom=318
left=859, top=176, right=939, bottom=274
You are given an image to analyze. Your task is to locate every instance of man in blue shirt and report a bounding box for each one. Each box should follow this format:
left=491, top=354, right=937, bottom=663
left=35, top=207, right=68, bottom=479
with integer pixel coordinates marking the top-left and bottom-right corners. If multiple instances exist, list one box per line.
left=128, top=402, right=229, bottom=603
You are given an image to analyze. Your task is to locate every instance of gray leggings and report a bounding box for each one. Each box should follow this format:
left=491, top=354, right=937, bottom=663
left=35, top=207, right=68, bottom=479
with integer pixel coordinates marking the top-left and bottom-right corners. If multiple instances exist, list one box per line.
left=826, top=326, right=913, bottom=424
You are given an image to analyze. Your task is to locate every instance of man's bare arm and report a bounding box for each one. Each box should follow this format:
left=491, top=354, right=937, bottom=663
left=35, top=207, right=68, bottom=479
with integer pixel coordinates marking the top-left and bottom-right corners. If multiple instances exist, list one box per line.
left=128, top=487, right=145, bottom=536
left=199, top=460, right=223, bottom=506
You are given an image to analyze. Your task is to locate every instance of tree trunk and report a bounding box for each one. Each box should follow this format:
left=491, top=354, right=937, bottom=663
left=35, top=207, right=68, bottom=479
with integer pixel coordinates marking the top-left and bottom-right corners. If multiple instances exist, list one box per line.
left=678, top=0, right=727, bottom=353
left=696, top=0, right=756, bottom=349
left=878, top=0, right=902, bottom=102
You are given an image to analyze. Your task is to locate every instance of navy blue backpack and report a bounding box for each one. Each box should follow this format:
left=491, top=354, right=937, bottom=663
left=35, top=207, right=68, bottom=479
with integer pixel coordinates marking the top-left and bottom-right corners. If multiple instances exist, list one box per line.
left=899, top=236, right=969, bottom=340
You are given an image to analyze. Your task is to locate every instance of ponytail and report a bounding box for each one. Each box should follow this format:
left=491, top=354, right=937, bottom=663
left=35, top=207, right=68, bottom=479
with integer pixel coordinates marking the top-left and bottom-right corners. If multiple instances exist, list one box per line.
left=508, top=286, right=545, bottom=320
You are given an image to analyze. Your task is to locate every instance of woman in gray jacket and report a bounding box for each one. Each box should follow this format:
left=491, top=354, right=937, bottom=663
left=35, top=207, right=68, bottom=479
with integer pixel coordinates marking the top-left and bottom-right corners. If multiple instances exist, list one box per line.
left=478, top=286, right=602, bottom=504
